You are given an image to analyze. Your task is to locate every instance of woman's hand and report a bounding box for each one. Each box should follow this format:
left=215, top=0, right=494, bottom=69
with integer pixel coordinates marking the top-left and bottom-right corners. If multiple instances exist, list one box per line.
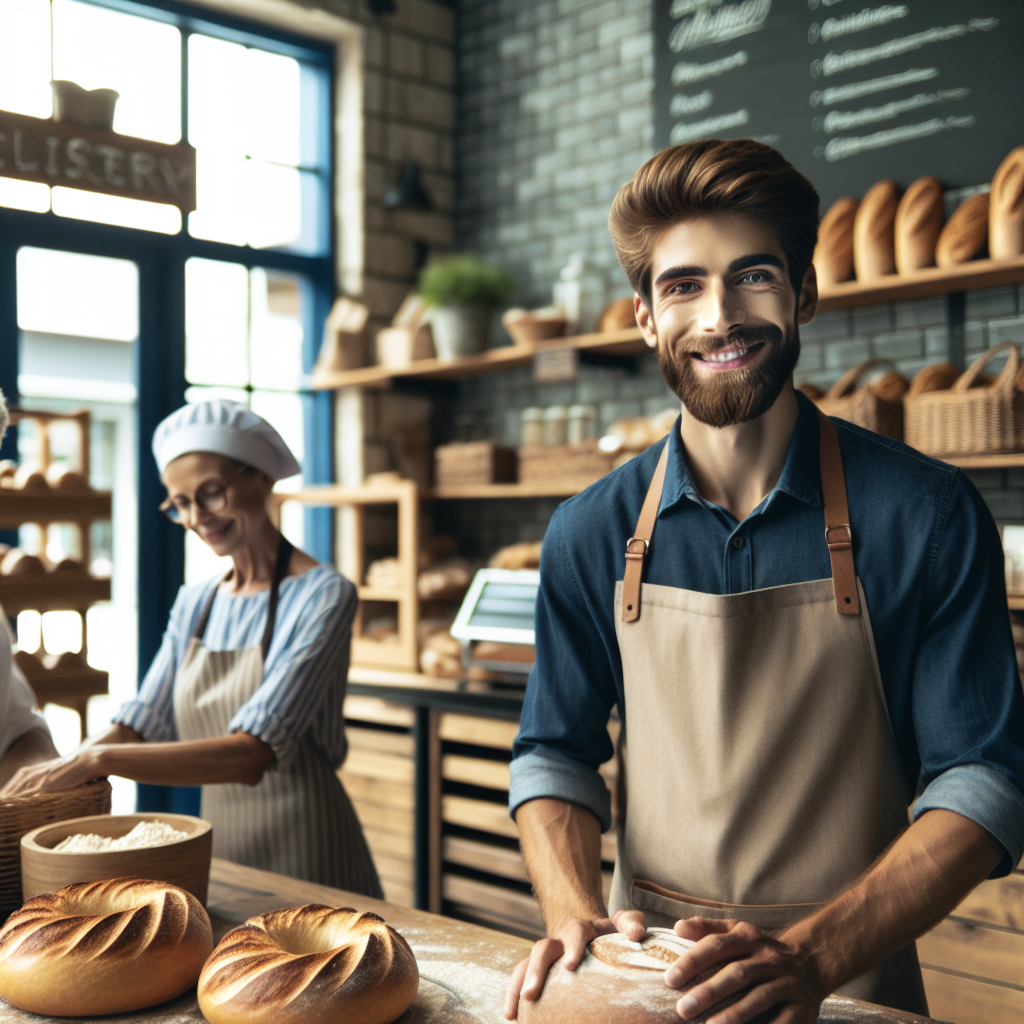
left=0, top=749, right=103, bottom=799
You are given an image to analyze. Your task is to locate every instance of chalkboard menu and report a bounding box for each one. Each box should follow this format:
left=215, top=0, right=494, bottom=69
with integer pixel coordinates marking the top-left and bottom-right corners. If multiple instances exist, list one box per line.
left=655, top=0, right=1024, bottom=209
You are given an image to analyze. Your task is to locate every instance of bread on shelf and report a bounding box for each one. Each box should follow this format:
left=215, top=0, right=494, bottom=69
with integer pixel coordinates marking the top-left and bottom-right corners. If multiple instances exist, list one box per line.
left=853, top=180, right=898, bottom=281
left=814, top=196, right=858, bottom=286
left=990, top=146, right=1024, bottom=260
left=894, top=176, right=943, bottom=274
left=0, top=549, right=46, bottom=575
left=936, top=192, right=990, bottom=267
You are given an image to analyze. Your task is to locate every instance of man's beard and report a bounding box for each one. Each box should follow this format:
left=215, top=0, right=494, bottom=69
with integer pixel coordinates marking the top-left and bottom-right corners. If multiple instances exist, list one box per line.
left=658, top=324, right=801, bottom=428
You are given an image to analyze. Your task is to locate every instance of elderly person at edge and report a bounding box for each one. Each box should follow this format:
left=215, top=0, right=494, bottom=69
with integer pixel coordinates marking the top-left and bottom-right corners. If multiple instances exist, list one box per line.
left=0, top=391, right=59, bottom=794
left=3, top=400, right=381, bottom=895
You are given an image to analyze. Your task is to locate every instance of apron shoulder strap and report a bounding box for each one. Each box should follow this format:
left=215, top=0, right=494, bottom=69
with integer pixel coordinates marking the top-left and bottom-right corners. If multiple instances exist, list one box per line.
left=192, top=574, right=230, bottom=643
left=817, top=409, right=860, bottom=616
left=621, top=441, right=670, bottom=623
left=262, top=536, right=294, bottom=661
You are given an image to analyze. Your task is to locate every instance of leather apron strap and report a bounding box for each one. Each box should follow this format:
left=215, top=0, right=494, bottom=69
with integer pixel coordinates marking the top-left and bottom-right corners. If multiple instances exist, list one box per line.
left=191, top=535, right=294, bottom=660
left=621, top=412, right=858, bottom=619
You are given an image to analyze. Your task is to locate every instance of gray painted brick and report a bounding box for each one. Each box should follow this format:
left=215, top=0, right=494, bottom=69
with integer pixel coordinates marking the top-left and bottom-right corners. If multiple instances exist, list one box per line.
left=852, top=305, right=895, bottom=334
left=824, top=337, right=872, bottom=370
left=987, top=316, right=1024, bottom=347
left=872, top=329, right=923, bottom=361
left=965, top=286, right=1018, bottom=320
left=924, top=326, right=951, bottom=358
left=894, top=295, right=948, bottom=329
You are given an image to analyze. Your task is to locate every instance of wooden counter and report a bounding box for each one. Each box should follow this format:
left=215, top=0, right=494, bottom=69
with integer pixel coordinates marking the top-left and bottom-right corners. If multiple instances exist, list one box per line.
left=0, top=858, right=938, bottom=1024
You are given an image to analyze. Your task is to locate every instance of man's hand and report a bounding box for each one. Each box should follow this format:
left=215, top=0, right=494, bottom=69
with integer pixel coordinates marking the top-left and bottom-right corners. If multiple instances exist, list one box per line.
left=504, top=909, right=646, bottom=1020
left=665, top=918, right=824, bottom=1024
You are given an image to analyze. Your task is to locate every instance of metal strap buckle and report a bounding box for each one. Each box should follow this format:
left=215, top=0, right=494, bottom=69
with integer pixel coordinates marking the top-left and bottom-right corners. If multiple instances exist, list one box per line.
left=825, top=524, right=852, bottom=551
left=624, top=536, right=649, bottom=560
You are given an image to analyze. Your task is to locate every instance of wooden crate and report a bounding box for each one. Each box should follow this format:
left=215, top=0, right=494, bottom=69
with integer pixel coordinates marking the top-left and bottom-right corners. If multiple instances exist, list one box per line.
left=919, top=858, right=1024, bottom=1024
left=435, top=441, right=516, bottom=487
left=517, top=440, right=612, bottom=486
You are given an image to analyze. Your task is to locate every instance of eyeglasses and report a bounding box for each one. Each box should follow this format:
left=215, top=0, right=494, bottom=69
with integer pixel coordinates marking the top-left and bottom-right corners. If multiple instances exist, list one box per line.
left=160, top=464, right=251, bottom=524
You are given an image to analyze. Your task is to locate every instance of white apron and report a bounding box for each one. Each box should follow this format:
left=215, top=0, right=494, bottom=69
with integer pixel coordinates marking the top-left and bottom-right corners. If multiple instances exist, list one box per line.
left=608, top=410, right=927, bottom=1014
left=173, top=538, right=382, bottom=896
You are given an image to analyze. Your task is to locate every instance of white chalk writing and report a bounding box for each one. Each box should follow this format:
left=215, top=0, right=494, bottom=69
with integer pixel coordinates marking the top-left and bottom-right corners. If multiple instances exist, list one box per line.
left=823, top=88, right=968, bottom=132
left=670, top=90, right=714, bottom=116
left=670, top=108, right=750, bottom=144
left=810, top=67, right=938, bottom=108
left=824, top=115, right=975, bottom=161
left=820, top=5, right=908, bottom=43
left=670, top=0, right=771, bottom=54
left=672, top=49, right=747, bottom=85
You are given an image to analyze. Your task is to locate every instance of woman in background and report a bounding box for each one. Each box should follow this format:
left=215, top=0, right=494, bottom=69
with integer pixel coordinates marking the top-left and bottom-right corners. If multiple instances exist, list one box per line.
left=4, top=400, right=381, bottom=895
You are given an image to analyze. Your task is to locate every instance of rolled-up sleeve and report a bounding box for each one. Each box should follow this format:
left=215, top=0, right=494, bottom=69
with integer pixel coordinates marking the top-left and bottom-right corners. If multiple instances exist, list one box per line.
left=228, top=577, right=356, bottom=770
left=912, top=471, right=1024, bottom=876
left=509, top=510, right=618, bottom=830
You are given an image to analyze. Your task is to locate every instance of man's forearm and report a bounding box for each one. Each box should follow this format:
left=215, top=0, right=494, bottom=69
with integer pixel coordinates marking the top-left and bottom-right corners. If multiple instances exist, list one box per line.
left=784, top=809, right=1004, bottom=993
left=517, top=798, right=606, bottom=932
left=0, top=725, right=58, bottom=789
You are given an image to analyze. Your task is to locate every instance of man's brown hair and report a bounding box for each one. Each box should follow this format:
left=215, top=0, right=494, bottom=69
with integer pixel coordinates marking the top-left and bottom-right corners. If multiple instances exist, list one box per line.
left=609, top=138, right=820, bottom=304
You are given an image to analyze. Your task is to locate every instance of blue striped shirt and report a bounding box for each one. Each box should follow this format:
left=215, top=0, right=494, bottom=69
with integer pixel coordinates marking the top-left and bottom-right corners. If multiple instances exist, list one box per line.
left=114, top=565, right=357, bottom=770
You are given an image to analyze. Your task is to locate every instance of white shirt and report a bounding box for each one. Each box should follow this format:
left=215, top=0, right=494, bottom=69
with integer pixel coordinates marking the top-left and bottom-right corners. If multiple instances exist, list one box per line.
left=0, top=616, right=49, bottom=760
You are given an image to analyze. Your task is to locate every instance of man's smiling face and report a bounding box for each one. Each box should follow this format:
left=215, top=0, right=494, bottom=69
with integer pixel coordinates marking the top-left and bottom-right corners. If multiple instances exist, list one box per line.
left=636, top=211, right=817, bottom=427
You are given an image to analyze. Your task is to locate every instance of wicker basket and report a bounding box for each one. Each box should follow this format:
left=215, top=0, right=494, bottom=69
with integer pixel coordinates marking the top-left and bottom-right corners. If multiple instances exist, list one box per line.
left=815, top=359, right=908, bottom=440
left=905, top=343, right=1024, bottom=456
left=0, top=779, right=111, bottom=918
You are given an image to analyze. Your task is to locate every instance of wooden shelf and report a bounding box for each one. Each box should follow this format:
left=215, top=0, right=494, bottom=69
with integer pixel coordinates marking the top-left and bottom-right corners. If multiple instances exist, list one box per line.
left=816, top=256, right=1024, bottom=312
left=0, top=574, right=111, bottom=614
left=358, top=586, right=405, bottom=602
left=428, top=479, right=599, bottom=499
left=941, top=453, right=1024, bottom=469
left=0, top=489, right=112, bottom=528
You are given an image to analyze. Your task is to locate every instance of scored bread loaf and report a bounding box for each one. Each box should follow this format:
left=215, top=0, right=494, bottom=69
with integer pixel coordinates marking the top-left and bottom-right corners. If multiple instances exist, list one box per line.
left=198, top=905, right=419, bottom=1024
left=0, top=877, right=213, bottom=1017
left=853, top=180, right=898, bottom=280
left=936, top=192, right=990, bottom=267
left=894, top=176, right=944, bottom=273
left=990, top=146, right=1024, bottom=260
left=0, top=548, right=46, bottom=575
left=813, top=196, right=858, bottom=286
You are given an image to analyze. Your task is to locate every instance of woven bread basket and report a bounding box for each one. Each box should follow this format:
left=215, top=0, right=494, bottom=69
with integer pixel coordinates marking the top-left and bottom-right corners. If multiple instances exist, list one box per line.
left=904, top=343, right=1024, bottom=456
left=814, top=359, right=909, bottom=440
left=0, top=779, right=111, bottom=919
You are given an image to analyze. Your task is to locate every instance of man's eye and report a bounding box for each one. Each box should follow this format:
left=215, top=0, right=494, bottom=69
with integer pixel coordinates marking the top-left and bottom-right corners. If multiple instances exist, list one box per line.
left=739, top=271, right=770, bottom=284
left=669, top=281, right=700, bottom=295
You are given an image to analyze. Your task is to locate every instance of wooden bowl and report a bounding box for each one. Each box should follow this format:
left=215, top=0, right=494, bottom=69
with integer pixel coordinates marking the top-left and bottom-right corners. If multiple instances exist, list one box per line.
left=503, top=315, right=567, bottom=345
left=21, top=813, right=212, bottom=905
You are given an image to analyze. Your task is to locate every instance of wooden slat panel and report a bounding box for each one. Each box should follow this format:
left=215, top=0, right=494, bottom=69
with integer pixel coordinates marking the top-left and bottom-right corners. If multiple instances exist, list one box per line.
left=373, top=853, right=414, bottom=884
left=953, top=873, right=1024, bottom=931
left=343, top=748, right=415, bottom=784
left=918, top=918, right=1024, bottom=986
left=344, top=695, right=415, bottom=728
left=443, top=874, right=543, bottom=931
left=347, top=726, right=415, bottom=757
left=440, top=713, right=519, bottom=749
left=444, top=836, right=529, bottom=882
left=921, top=967, right=1024, bottom=1024
left=443, top=795, right=519, bottom=839
left=352, top=799, right=414, bottom=836
left=381, top=879, right=414, bottom=907
left=363, top=826, right=415, bottom=861
left=339, top=771, right=414, bottom=812
left=442, top=754, right=511, bottom=791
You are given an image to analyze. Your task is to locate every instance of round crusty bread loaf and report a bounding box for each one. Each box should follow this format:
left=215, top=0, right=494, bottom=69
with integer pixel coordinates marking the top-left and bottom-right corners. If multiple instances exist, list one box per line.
left=936, top=192, right=990, bottom=267
left=0, top=877, right=213, bottom=1016
left=990, top=146, right=1024, bottom=260
left=853, top=180, right=898, bottom=281
left=198, top=904, right=419, bottom=1024
left=894, top=176, right=944, bottom=274
left=0, top=548, right=46, bottom=575
left=813, top=196, right=858, bottom=286
left=519, top=928, right=763, bottom=1024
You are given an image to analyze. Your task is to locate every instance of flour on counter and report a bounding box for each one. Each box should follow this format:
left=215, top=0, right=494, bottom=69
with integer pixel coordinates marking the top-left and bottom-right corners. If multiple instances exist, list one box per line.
left=54, top=820, right=189, bottom=853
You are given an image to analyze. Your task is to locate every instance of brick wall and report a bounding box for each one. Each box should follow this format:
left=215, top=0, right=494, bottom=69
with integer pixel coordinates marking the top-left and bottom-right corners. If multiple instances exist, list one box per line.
left=449, top=0, right=1024, bottom=553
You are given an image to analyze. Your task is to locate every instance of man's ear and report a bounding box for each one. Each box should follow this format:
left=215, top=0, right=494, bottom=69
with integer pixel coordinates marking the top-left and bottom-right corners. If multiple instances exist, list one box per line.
left=796, top=262, right=818, bottom=325
left=634, top=293, right=658, bottom=349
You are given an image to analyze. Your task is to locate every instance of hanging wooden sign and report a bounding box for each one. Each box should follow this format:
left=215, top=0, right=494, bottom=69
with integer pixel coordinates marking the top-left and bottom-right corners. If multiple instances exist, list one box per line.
left=0, top=109, right=196, bottom=213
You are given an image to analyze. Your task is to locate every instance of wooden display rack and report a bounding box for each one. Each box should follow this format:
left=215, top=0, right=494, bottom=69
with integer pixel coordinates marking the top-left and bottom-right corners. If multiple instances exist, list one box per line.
left=0, top=409, right=112, bottom=732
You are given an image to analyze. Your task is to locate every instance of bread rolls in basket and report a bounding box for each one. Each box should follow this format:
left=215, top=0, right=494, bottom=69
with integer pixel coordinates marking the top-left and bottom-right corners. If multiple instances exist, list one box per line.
left=198, top=904, right=419, bottom=1024
left=0, top=877, right=213, bottom=1016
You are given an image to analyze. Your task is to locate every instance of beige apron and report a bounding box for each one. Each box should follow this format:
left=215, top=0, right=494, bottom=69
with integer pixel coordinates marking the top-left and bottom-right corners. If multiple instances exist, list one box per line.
left=608, top=410, right=927, bottom=1014
left=173, top=538, right=382, bottom=896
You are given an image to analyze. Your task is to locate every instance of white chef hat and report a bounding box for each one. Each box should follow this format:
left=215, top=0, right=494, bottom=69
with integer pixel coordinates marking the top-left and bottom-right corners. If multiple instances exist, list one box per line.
left=152, top=399, right=301, bottom=481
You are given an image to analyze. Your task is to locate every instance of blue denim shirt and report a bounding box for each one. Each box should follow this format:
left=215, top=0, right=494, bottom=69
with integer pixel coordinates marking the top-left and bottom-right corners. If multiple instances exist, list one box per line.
left=510, top=392, right=1024, bottom=876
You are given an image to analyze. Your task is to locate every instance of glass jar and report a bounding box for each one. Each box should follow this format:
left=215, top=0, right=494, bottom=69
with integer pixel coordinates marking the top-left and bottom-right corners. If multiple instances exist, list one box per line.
left=543, top=405, right=568, bottom=446
left=567, top=404, right=598, bottom=444
left=520, top=407, right=544, bottom=447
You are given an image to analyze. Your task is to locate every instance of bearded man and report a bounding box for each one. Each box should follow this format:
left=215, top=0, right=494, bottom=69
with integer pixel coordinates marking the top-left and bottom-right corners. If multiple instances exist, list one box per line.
left=503, top=139, right=1024, bottom=1023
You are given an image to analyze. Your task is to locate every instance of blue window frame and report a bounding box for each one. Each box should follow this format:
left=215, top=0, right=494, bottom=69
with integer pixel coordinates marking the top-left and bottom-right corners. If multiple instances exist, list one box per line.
left=0, top=0, right=335, bottom=755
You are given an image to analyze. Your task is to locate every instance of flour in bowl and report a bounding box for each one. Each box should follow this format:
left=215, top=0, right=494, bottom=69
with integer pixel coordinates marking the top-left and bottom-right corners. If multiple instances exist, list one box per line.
left=54, top=820, right=189, bottom=853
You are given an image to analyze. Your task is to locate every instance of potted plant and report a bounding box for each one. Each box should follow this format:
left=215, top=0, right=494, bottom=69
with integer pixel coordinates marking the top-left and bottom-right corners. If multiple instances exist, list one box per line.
left=418, top=255, right=515, bottom=360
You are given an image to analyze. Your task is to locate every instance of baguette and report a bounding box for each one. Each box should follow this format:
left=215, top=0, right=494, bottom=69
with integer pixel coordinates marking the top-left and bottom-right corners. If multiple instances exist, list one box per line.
left=813, top=196, right=858, bottom=286
left=936, top=192, right=989, bottom=267
left=894, top=176, right=943, bottom=273
left=990, top=146, right=1024, bottom=260
left=853, top=181, right=898, bottom=280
